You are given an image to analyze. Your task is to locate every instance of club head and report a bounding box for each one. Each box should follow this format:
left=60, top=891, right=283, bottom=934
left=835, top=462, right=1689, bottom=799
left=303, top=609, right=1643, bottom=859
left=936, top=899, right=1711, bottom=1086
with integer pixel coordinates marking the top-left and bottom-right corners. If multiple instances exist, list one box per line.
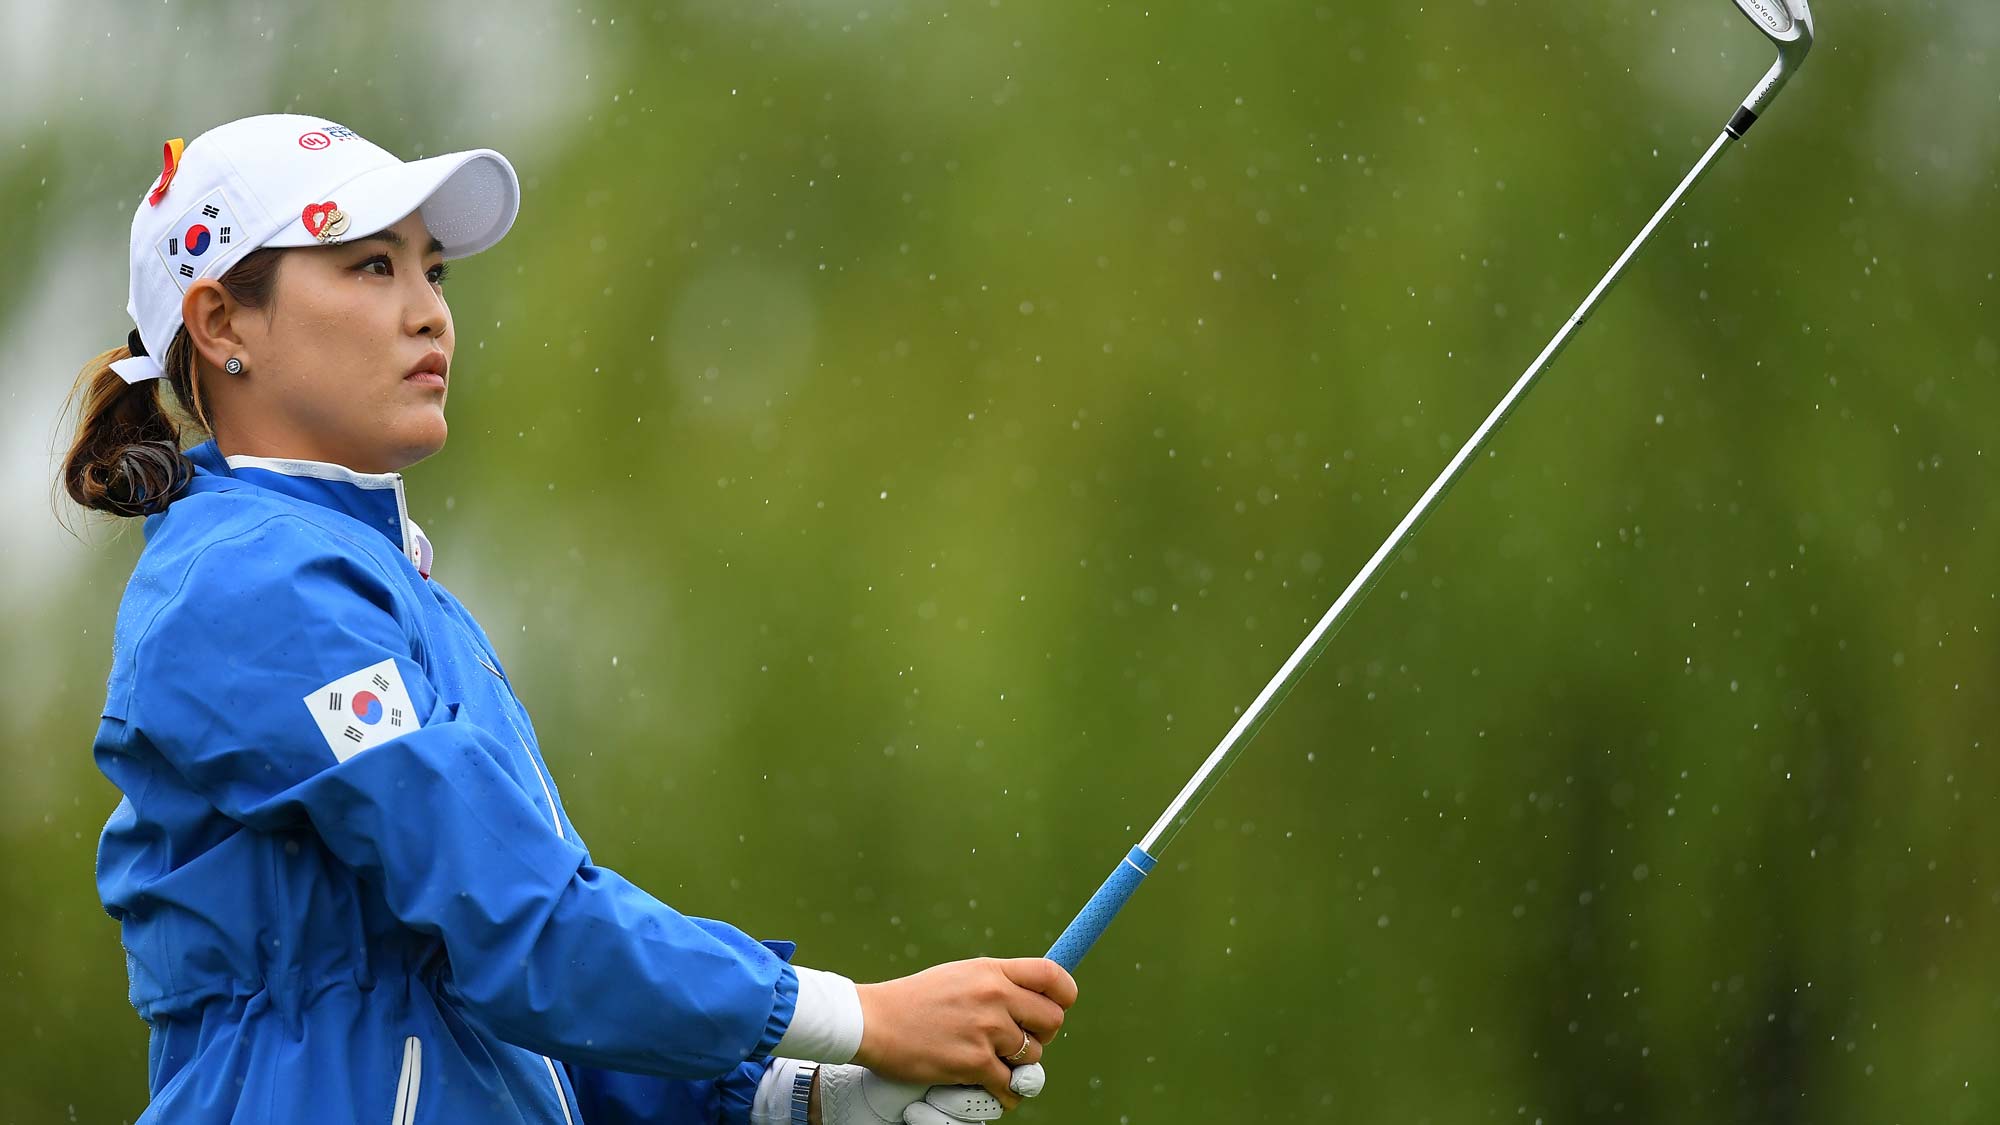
left=1732, top=0, right=1814, bottom=53
left=1730, top=0, right=1815, bottom=124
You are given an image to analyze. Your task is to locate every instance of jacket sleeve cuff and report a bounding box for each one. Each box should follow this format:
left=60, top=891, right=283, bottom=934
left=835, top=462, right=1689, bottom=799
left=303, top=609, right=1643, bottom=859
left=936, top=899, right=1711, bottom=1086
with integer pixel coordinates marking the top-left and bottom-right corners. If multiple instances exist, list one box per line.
left=720, top=1058, right=777, bottom=1125
left=756, top=963, right=800, bottom=1057
left=768, top=965, right=864, bottom=1064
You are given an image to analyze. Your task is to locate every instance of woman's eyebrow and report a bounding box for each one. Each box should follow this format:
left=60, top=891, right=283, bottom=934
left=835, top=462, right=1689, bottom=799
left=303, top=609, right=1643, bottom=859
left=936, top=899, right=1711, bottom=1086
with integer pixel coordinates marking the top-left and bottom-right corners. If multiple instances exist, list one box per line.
left=349, top=230, right=447, bottom=255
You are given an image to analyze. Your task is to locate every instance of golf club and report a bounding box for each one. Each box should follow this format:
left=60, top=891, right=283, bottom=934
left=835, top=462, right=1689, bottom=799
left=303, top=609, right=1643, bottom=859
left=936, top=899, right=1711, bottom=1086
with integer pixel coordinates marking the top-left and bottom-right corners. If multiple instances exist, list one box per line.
left=1044, top=0, right=1818, bottom=973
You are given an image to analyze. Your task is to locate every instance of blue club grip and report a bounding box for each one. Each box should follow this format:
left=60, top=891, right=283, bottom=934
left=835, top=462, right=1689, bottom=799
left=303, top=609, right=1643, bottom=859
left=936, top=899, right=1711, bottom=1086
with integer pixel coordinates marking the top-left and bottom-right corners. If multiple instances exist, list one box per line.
left=1044, top=846, right=1158, bottom=972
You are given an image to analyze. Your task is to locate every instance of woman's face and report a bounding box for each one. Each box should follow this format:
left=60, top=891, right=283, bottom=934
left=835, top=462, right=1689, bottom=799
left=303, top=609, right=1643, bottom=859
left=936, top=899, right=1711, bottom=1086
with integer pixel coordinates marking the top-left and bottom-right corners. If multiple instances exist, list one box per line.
left=198, top=210, right=456, bottom=474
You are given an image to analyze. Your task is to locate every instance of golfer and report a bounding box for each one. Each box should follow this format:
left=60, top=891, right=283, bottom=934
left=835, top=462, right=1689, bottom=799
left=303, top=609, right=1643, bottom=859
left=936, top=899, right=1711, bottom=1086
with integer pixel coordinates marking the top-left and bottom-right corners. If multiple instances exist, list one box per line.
left=62, top=114, right=1072, bottom=1125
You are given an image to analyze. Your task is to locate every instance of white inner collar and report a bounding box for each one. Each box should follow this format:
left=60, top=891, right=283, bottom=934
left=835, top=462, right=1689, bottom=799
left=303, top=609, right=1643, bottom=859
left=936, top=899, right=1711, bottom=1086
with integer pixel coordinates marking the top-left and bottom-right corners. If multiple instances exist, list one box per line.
left=222, top=453, right=403, bottom=490
left=222, top=452, right=432, bottom=579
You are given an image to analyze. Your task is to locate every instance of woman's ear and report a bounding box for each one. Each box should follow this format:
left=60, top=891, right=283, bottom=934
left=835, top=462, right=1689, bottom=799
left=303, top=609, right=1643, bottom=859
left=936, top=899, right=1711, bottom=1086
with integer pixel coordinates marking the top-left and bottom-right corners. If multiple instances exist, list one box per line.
left=181, top=279, right=249, bottom=375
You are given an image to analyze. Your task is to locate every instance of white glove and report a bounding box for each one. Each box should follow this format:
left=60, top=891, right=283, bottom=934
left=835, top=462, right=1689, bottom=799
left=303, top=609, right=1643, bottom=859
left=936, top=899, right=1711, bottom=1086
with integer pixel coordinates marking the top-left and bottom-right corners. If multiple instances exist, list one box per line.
left=793, top=1061, right=1049, bottom=1125
left=902, top=1067, right=1047, bottom=1125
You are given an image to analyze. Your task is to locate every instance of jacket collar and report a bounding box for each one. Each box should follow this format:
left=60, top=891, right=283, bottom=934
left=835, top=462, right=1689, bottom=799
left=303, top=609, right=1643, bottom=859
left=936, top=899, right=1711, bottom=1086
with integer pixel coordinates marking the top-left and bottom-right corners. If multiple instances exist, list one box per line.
left=181, top=440, right=434, bottom=579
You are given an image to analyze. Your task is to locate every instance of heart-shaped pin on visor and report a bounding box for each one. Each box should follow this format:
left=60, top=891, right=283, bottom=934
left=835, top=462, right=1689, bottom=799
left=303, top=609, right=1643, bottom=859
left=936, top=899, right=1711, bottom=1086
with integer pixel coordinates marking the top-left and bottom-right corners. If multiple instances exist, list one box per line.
left=264, top=149, right=517, bottom=259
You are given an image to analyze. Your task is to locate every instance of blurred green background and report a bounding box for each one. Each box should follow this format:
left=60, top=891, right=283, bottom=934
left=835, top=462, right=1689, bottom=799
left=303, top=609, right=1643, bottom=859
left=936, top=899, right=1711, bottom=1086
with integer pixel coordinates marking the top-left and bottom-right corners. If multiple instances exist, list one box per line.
left=4, top=0, right=1996, bottom=1121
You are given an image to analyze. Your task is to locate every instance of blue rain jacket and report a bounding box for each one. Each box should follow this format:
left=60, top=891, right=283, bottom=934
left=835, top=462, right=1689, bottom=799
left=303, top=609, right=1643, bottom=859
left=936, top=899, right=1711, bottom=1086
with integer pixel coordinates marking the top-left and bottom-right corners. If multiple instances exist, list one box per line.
left=93, top=439, right=799, bottom=1123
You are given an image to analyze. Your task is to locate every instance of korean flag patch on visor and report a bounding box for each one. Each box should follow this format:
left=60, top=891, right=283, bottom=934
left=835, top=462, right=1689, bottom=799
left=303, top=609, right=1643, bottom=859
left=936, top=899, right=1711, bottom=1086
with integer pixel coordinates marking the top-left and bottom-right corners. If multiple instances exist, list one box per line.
left=304, top=658, right=422, bottom=762
left=155, top=188, right=243, bottom=293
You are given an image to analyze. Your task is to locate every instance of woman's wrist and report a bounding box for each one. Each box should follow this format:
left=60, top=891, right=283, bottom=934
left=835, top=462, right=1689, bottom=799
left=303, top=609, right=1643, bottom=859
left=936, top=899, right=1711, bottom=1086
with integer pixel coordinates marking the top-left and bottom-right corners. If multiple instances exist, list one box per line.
left=849, top=982, right=881, bottom=1071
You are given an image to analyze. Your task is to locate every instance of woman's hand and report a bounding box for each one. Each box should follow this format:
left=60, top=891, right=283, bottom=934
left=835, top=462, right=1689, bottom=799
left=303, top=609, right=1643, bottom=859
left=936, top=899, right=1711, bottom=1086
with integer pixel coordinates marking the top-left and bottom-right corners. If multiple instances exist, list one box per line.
left=852, top=957, right=1078, bottom=1109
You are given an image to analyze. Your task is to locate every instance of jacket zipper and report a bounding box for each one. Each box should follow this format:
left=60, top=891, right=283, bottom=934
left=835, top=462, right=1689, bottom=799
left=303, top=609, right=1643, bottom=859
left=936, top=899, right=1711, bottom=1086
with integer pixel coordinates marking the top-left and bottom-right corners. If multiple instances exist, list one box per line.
left=519, top=730, right=565, bottom=841
left=463, top=637, right=565, bottom=842
left=391, top=1036, right=422, bottom=1124
left=528, top=736, right=574, bottom=1122
left=497, top=698, right=572, bottom=1118
left=542, top=1055, right=577, bottom=1125
left=460, top=634, right=574, bottom=1119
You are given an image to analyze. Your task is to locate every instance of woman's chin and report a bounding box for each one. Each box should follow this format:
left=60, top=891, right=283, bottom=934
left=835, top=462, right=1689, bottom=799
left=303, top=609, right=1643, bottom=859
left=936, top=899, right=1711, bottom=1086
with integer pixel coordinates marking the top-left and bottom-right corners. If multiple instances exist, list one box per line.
left=385, top=414, right=448, bottom=471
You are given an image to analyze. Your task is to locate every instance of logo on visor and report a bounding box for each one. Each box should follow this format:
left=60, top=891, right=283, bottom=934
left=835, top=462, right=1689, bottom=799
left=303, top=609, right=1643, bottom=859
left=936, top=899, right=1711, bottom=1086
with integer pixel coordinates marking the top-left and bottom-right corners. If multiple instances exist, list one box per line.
left=298, top=125, right=361, bottom=150
left=301, top=200, right=351, bottom=243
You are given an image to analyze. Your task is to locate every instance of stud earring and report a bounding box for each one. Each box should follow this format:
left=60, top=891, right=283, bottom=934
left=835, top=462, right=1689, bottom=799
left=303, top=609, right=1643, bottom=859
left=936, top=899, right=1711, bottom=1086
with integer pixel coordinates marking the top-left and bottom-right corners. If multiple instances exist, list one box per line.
left=224, top=357, right=244, bottom=375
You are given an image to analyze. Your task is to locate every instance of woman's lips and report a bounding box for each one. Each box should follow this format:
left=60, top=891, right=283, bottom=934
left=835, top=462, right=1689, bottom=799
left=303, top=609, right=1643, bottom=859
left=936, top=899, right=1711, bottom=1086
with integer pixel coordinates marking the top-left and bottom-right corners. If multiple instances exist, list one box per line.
left=406, top=352, right=449, bottom=387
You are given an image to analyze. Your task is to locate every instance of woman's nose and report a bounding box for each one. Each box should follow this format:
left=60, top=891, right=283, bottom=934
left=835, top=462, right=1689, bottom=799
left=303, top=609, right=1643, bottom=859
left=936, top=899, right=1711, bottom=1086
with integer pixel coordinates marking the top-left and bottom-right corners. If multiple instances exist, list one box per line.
left=408, top=280, right=449, bottom=339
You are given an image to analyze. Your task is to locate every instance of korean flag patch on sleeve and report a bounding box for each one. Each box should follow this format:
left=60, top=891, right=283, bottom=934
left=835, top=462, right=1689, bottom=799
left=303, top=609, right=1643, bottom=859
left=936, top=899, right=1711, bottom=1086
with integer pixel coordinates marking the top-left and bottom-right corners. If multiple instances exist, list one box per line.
left=303, top=658, right=423, bottom=762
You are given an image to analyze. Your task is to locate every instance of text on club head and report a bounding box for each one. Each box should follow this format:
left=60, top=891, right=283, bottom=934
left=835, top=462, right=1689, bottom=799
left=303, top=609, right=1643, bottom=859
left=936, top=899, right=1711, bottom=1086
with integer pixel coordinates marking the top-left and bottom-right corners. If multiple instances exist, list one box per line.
left=1734, top=0, right=1794, bottom=36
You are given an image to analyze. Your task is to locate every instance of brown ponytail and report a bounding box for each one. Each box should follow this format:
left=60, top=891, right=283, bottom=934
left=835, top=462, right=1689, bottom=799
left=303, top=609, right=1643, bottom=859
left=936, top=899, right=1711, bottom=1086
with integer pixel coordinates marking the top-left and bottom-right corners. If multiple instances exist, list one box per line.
left=58, top=248, right=285, bottom=519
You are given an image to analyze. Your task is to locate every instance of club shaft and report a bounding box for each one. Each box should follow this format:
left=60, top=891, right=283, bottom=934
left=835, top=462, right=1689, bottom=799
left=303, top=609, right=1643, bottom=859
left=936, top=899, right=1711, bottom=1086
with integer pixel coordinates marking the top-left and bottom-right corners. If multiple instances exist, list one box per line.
left=1049, top=5, right=1815, bottom=978
left=1137, top=125, right=1739, bottom=856
left=1048, top=123, right=1750, bottom=973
